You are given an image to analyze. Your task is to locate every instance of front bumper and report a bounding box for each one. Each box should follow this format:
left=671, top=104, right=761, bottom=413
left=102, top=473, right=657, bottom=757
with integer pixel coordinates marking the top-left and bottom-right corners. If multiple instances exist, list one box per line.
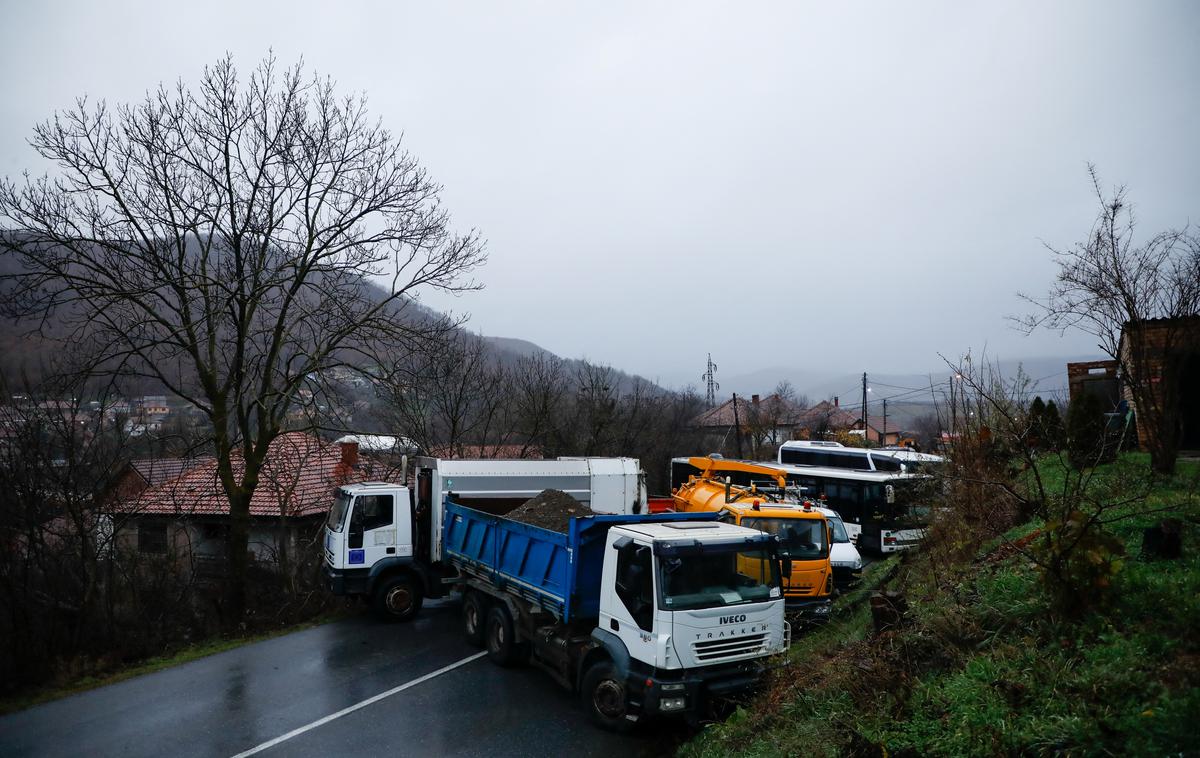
left=831, top=565, right=862, bottom=588
left=634, top=660, right=766, bottom=717
left=323, top=564, right=369, bottom=596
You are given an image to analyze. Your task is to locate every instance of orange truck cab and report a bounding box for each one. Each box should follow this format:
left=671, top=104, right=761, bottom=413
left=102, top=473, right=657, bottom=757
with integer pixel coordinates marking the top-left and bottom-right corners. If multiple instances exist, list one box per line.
left=670, top=457, right=834, bottom=621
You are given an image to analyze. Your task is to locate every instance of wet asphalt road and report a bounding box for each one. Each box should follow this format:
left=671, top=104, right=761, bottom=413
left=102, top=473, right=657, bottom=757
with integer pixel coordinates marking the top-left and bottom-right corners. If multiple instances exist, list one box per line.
left=0, top=599, right=668, bottom=757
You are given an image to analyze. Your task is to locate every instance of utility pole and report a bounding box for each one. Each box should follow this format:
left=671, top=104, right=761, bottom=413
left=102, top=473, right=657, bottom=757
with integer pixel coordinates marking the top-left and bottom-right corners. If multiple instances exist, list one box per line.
left=702, top=353, right=719, bottom=408
left=882, top=397, right=888, bottom=444
left=861, top=372, right=868, bottom=433
left=732, top=393, right=744, bottom=459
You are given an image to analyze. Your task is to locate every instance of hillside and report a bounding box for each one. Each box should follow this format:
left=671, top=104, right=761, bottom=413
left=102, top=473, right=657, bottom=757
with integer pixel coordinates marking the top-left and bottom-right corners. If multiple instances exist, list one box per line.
left=681, top=453, right=1200, bottom=757
left=0, top=240, right=663, bottom=397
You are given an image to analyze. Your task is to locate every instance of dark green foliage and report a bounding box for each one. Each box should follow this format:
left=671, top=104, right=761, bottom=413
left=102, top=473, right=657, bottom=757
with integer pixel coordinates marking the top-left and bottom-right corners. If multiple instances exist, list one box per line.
left=1067, top=392, right=1110, bottom=468
left=1026, top=396, right=1047, bottom=451
left=1026, top=396, right=1065, bottom=453
left=1043, top=400, right=1064, bottom=450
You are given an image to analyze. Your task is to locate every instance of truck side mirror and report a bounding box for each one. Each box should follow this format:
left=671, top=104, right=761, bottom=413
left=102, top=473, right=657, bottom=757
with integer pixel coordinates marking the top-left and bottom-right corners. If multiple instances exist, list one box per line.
left=781, top=558, right=793, bottom=578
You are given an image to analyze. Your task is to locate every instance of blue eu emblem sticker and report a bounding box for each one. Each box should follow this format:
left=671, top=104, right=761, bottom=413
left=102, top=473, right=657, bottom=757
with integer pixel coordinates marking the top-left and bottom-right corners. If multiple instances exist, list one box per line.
left=349, top=549, right=365, bottom=565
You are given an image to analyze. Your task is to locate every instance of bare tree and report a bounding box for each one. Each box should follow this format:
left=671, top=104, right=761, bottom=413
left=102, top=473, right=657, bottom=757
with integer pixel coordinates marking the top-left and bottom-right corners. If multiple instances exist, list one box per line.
left=379, top=332, right=513, bottom=457
left=509, top=353, right=568, bottom=456
left=0, top=55, right=486, bottom=624
left=572, top=363, right=620, bottom=455
left=1019, top=165, right=1200, bottom=474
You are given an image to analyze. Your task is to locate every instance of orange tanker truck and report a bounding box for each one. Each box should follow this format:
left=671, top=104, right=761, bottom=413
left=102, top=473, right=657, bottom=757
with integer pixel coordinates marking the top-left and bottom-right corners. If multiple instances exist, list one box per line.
left=668, top=457, right=834, bottom=621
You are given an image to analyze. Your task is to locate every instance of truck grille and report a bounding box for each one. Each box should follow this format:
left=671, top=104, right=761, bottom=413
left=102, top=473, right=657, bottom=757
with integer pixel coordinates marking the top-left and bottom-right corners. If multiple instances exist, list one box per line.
left=692, top=633, right=768, bottom=662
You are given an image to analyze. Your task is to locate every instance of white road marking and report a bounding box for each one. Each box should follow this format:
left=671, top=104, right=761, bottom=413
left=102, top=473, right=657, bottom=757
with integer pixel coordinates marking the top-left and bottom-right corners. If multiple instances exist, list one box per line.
left=230, top=651, right=488, bottom=757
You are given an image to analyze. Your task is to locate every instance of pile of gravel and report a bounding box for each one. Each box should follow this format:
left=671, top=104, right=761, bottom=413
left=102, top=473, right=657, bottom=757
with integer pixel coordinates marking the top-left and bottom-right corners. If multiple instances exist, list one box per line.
left=506, top=489, right=592, bottom=533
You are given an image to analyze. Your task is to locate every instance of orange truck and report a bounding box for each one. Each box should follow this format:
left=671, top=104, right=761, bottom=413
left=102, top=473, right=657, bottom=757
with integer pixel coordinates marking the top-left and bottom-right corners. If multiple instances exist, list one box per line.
left=667, top=457, right=834, bottom=621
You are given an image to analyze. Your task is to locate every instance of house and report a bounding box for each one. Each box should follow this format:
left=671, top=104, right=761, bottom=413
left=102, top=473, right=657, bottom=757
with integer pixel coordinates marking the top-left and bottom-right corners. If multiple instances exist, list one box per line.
left=114, top=432, right=389, bottom=574
left=693, top=393, right=808, bottom=457
left=793, top=398, right=860, bottom=439
left=1117, top=316, right=1200, bottom=452
left=136, top=396, right=171, bottom=417
left=849, top=416, right=907, bottom=446
left=1067, top=360, right=1122, bottom=410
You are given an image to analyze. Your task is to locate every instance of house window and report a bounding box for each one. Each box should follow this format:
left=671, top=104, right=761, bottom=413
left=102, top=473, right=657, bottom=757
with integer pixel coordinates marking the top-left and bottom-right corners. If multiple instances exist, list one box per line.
left=138, top=522, right=169, bottom=554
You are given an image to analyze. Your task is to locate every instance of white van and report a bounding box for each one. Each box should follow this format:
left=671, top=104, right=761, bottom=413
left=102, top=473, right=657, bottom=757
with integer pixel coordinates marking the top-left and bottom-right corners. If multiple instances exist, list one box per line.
left=813, top=505, right=862, bottom=587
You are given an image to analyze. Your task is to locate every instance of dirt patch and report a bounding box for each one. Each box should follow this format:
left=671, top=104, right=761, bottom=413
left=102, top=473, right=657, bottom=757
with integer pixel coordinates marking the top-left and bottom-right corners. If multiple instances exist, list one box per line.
left=506, top=489, right=592, bottom=533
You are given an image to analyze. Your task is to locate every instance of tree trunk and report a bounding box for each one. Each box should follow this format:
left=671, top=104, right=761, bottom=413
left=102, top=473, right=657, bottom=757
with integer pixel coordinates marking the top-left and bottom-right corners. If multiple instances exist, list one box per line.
left=225, top=490, right=252, bottom=629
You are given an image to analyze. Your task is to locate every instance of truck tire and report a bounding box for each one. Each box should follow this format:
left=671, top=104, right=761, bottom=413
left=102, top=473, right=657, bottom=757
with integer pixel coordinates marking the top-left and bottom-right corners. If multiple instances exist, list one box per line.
left=371, top=574, right=423, bottom=622
left=462, top=592, right=487, bottom=647
left=484, top=605, right=524, bottom=667
left=581, top=661, right=636, bottom=733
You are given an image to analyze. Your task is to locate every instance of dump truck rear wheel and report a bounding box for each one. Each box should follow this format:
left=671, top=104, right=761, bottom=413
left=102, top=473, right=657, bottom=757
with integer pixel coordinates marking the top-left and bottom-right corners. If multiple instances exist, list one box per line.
left=463, top=592, right=487, bottom=647
left=485, top=605, right=525, bottom=667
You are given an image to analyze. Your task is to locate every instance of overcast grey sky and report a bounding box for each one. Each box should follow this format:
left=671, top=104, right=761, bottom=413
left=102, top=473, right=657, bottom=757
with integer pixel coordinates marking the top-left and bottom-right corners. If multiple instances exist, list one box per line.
left=3, top=1, right=1197, bottom=389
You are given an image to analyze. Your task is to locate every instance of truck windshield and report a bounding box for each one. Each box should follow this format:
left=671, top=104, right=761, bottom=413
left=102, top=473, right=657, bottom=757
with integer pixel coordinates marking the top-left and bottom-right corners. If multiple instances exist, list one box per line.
left=658, top=548, right=780, bottom=611
left=326, top=491, right=351, bottom=532
left=740, top=517, right=828, bottom=560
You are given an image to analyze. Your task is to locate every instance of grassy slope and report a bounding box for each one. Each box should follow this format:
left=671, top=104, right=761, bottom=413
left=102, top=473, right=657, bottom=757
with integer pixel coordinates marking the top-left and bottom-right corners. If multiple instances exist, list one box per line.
left=681, top=453, right=1200, bottom=757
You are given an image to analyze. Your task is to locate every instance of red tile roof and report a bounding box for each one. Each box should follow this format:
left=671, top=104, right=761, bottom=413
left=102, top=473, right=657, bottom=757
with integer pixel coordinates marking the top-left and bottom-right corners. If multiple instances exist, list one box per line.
left=129, top=457, right=213, bottom=487
left=126, top=432, right=361, bottom=518
left=796, top=401, right=859, bottom=430
left=693, top=394, right=805, bottom=428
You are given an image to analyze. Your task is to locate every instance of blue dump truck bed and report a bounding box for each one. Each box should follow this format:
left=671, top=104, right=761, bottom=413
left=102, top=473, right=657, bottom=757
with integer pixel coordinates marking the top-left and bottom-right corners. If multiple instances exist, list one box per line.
left=442, top=499, right=717, bottom=623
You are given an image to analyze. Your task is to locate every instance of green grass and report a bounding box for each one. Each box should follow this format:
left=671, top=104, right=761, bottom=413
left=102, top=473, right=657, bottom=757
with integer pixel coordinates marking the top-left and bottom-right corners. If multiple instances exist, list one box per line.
left=0, top=611, right=346, bottom=716
left=682, top=453, right=1200, bottom=757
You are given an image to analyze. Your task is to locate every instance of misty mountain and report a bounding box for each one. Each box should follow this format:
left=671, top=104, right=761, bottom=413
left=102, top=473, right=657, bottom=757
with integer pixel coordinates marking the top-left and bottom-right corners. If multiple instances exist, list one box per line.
left=707, top=354, right=1100, bottom=405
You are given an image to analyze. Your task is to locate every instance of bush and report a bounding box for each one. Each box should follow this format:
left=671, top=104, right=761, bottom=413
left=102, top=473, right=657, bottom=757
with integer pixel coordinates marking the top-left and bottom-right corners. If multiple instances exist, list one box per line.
left=1067, top=392, right=1111, bottom=468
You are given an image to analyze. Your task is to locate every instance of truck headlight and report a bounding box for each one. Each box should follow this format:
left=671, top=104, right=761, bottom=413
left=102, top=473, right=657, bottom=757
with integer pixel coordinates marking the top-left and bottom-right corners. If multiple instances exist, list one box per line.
left=660, top=697, right=687, bottom=712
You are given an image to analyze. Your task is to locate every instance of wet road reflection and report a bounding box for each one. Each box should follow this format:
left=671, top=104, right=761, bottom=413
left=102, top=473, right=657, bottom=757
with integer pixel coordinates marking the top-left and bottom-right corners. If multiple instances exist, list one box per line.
left=0, top=599, right=660, bottom=757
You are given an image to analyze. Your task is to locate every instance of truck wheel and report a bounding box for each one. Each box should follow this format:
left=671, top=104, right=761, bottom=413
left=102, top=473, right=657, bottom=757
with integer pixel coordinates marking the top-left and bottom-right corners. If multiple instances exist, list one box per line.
left=581, top=661, right=636, bottom=733
left=462, top=592, right=487, bottom=647
left=371, top=574, right=423, bottom=622
left=484, top=605, right=524, bottom=667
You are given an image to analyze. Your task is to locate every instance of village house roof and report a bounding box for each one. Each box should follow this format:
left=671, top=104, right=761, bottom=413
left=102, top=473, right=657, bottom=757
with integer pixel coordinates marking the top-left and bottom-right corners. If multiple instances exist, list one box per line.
left=126, top=432, right=364, bottom=518
left=128, top=457, right=213, bottom=488
left=796, top=400, right=859, bottom=430
left=692, top=394, right=806, bottom=428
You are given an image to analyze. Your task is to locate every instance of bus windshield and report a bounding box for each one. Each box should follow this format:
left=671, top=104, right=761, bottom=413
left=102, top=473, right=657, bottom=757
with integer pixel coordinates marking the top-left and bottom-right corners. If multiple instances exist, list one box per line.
left=740, top=517, right=828, bottom=560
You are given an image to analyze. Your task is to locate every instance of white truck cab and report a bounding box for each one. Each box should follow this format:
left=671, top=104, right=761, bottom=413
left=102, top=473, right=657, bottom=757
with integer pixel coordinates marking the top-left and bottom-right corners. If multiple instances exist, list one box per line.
left=598, top=521, right=787, bottom=674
